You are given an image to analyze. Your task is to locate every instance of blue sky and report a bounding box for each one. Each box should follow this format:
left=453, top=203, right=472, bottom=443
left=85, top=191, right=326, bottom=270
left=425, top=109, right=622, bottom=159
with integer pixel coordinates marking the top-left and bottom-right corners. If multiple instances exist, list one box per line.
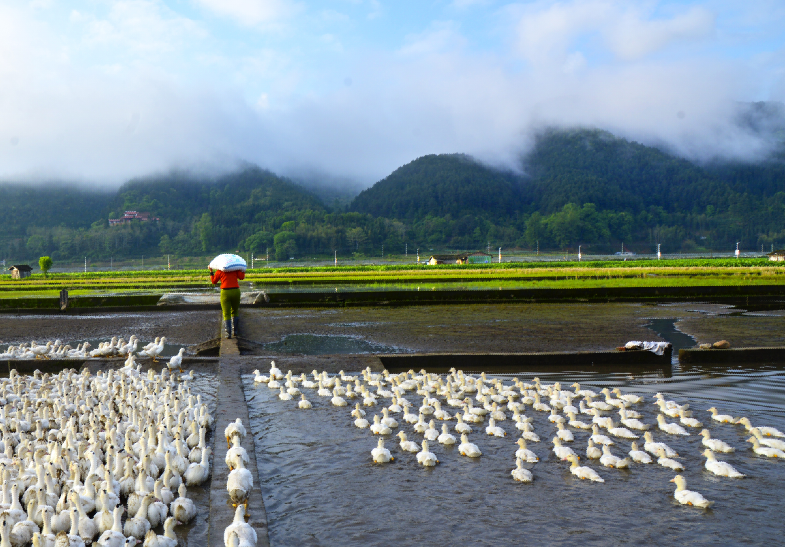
left=1, top=0, right=784, bottom=186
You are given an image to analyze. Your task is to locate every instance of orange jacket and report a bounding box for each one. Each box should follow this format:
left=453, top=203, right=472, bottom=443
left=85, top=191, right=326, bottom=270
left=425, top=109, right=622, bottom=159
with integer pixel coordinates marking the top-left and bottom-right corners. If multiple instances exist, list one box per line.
left=210, top=269, right=245, bottom=289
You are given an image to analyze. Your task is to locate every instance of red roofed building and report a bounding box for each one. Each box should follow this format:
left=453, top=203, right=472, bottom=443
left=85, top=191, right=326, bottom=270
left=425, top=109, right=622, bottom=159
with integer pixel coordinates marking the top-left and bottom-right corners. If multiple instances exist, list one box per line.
left=109, top=211, right=160, bottom=226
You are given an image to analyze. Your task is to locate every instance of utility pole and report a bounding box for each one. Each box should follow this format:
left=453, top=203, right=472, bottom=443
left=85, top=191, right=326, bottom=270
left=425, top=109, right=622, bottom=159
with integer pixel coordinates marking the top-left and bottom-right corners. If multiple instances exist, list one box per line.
left=735, top=242, right=740, bottom=258
left=657, top=244, right=661, bottom=260
left=498, top=247, right=501, bottom=263
left=84, top=257, right=86, bottom=273
left=266, top=247, right=269, bottom=262
left=167, top=254, right=170, bottom=270
left=334, top=250, right=337, bottom=266
left=536, top=241, right=539, bottom=256
left=251, top=253, right=253, bottom=269
left=417, top=248, right=419, bottom=263
left=578, top=245, right=582, bottom=261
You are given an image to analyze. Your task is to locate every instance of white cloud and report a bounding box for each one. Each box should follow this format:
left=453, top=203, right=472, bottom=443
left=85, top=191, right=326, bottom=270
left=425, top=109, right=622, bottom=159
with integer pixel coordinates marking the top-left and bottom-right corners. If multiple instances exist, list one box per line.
left=514, top=1, right=716, bottom=65
left=398, top=21, right=466, bottom=56
left=72, top=1, right=206, bottom=55
left=607, top=6, right=715, bottom=60
left=0, top=0, right=781, bottom=188
left=193, top=0, right=303, bottom=27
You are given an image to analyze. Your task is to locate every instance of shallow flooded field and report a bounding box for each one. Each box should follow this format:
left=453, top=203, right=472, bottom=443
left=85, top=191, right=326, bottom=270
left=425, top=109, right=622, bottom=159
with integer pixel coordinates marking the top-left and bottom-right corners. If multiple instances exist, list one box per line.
left=245, top=365, right=785, bottom=546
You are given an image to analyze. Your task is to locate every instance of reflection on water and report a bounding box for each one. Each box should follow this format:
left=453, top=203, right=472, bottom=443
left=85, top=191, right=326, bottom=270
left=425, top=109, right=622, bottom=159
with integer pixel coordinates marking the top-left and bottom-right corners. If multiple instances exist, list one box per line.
left=647, top=318, right=698, bottom=358
left=245, top=364, right=785, bottom=546
left=262, top=333, right=409, bottom=355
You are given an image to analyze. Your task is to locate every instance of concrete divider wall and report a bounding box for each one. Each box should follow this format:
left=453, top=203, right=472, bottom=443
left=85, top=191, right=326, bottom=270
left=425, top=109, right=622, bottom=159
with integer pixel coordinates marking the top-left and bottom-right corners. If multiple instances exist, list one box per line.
left=379, top=349, right=672, bottom=375
left=255, top=285, right=785, bottom=307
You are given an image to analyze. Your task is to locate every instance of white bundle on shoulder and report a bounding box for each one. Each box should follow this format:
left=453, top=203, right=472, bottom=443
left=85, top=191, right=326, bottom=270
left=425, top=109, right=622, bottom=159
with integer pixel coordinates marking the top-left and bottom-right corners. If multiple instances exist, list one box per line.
left=209, top=254, right=247, bottom=273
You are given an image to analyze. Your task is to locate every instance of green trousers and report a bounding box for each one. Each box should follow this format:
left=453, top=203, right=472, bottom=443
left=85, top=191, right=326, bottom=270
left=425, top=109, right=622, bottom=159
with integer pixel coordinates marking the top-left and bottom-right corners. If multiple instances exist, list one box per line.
left=220, top=288, right=241, bottom=320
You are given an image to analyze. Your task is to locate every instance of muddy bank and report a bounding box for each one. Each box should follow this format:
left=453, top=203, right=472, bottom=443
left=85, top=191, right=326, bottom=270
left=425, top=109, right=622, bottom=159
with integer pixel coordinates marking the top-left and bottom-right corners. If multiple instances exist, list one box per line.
left=0, top=310, right=221, bottom=346
left=677, top=313, right=785, bottom=348
left=239, top=301, right=785, bottom=355
left=239, top=303, right=665, bottom=354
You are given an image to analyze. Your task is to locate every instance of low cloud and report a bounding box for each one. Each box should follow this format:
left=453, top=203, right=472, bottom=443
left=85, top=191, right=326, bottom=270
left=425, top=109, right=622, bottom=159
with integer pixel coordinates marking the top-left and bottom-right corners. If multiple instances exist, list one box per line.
left=0, top=0, right=782, bottom=188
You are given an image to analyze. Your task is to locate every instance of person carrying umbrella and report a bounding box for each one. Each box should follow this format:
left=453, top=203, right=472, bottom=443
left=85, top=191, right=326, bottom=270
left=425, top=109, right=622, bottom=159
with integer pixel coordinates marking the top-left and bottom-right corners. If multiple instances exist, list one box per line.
left=209, top=261, right=246, bottom=338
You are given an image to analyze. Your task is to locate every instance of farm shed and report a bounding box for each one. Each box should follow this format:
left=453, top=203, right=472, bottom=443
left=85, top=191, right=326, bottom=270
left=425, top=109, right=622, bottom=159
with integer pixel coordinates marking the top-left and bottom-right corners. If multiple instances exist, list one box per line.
left=8, top=265, right=32, bottom=279
left=768, top=250, right=785, bottom=262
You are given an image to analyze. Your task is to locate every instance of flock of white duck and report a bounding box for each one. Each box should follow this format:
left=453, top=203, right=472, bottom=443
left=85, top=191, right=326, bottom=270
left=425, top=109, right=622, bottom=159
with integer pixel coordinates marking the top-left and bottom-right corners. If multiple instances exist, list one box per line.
left=254, top=364, right=785, bottom=510
left=0, top=338, right=173, bottom=363
left=222, top=419, right=256, bottom=547
left=0, top=343, right=212, bottom=547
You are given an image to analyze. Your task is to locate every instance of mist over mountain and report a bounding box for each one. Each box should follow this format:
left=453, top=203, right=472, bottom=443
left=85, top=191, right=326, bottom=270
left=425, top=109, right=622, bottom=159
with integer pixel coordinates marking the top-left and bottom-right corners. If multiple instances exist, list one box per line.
left=2, top=125, right=785, bottom=264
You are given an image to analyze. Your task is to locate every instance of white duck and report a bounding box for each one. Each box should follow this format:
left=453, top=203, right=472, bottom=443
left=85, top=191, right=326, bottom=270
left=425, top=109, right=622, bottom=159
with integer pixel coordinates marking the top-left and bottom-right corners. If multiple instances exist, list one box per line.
left=736, top=417, right=784, bottom=438
left=170, top=484, right=196, bottom=524
left=454, top=414, right=472, bottom=434
left=224, top=505, right=257, bottom=547
left=510, top=458, right=534, bottom=482
left=599, top=445, right=630, bottom=469
left=585, top=440, right=602, bottom=460
left=702, top=449, right=744, bottom=478
left=124, top=494, right=154, bottom=540
left=656, top=448, right=684, bottom=471
left=750, top=428, right=785, bottom=451
left=746, top=436, right=785, bottom=458
left=371, top=438, right=393, bottom=463
left=396, top=432, right=419, bottom=453
left=606, top=419, right=639, bottom=439
left=678, top=408, right=702, bottom=428
left=437, top=424, right=456, bottom=445
left=166, top=348, right=186, bottom=374
left=226, top=437, right=249, bottom=471
left=227, top=460, right=253, bottom=508
left=224, top=419, right=246, bottom=449
left=370, top=415, right=391, bottom=435
left=643, top=432, right=679, bottom=458
left=297, top=395, right=312, bottom=409
left=184, top=446, right=211, bottom=486
left=707, top=407, right=735, bottom=423
left=565, top=454, right=604, bottom=482
left=252, top=370, right=269, bottom=383
left=515, top=438, right=538, bottom=462
left=556, top=422, right=574, bottom=442
left=552, top=437, right=576, bottom=460
left=628, top=442, right=653, bottom=463
left=670, top=475, right=713, bottom=508
left=485, top=418, right=506, bottom=438
left=589, top=424, right=614, bottom=446
left=699, top=429, right=734, bottom=453
left=618, top=408, right=649, bottom=431
left=458, top=434, right=481, bottom=458
left=416, top=440, right=439, bottom=466
left=143, top=516, right=179, bottom=547
left=656, top=414, right=689, bottom=436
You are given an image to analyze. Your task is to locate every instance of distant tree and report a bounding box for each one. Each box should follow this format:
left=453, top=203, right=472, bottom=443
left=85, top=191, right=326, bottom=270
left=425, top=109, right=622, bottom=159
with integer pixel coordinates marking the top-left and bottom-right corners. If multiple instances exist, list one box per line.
left=39, top=256, right=53, bottom=278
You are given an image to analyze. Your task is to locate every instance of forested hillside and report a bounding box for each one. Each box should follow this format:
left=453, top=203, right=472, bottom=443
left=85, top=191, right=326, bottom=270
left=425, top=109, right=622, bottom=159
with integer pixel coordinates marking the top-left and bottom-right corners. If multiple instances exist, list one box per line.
left=2, top=127, right=785, bottom=264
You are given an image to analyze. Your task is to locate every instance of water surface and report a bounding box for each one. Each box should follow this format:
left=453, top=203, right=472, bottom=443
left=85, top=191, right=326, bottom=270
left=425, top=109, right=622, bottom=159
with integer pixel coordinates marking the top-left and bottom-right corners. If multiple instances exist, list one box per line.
left=245, top=365, right=785, bottom=546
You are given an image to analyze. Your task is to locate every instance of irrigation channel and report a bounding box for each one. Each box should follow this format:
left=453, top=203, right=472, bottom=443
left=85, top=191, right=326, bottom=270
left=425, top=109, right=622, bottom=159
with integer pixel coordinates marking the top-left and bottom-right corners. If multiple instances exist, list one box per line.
left=1, top=301, right=784, bottom=545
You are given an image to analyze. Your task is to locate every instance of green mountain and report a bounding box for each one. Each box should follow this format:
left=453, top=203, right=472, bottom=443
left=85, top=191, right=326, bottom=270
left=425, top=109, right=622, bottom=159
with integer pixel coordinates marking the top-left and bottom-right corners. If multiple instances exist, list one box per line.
left=349, top=128, right=785, bottom=252
left=3, top=125, right=785, bottom=265
left=349, top=154, right=523, bottom=220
